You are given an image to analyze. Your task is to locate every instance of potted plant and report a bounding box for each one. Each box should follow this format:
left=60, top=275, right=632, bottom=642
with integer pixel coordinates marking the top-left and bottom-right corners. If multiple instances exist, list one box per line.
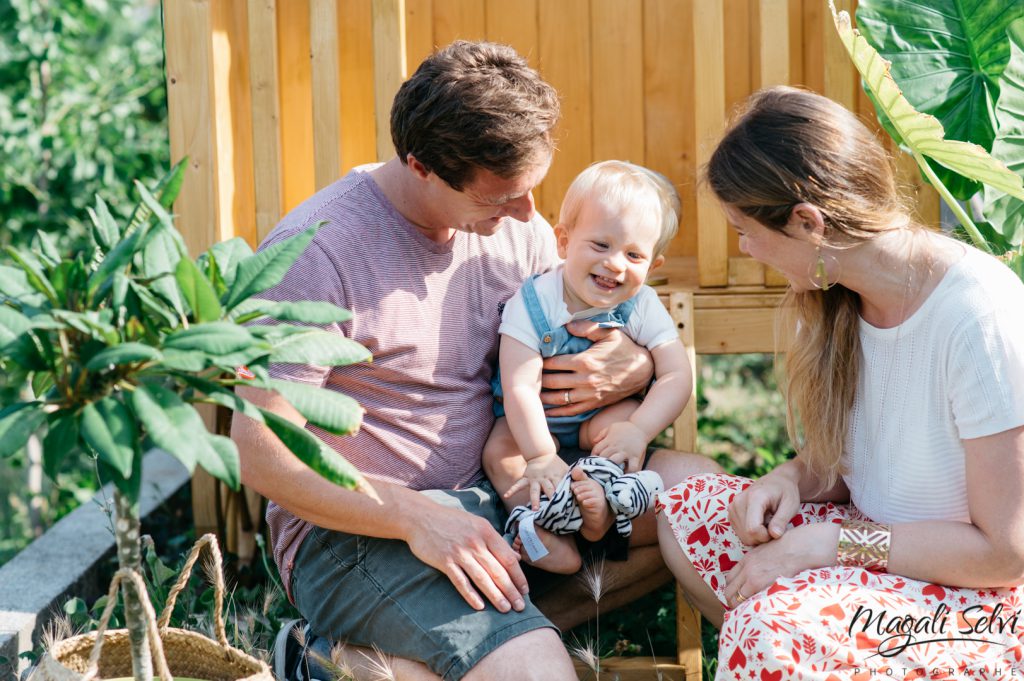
left=0, top=160, right=372, bottom=681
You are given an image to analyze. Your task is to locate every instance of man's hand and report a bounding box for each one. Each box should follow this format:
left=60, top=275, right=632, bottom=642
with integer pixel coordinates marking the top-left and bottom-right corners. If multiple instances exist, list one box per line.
left=505, top=453, right=569, bottom=510
left=591, top=421, right=648, bottom=473
left=405, top=502, right=530, bottom=613
left=540, top=322, right=653, bottom=416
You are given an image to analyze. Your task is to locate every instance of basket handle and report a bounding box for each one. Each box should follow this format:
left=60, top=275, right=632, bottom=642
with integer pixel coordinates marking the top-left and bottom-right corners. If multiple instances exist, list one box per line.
left=80, top=568, right=173, bottom=681
left=157, top=533, right=229, bottom=648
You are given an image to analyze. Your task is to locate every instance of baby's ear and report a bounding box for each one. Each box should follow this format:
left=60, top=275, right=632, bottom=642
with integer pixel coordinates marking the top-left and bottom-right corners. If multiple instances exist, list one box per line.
left=554, top=223, right=570, bottom=259
left=650, top=254, right=666, bottom=271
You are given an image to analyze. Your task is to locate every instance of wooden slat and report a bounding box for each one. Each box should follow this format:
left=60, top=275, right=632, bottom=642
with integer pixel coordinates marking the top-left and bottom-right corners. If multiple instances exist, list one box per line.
left=800, top=0, right=824, bottom=93
left=537, top=0, right=591, bottom=225
left=670, top=293, right=698, bottom=454
left=311, top=0, right=342, bottom=190
left=372, top=0, right=408, bottom=162
left=694, top=306, right=780, bottom=354
left=691, top=0, right=728, bottom=286
left=729, top=256, right=767, bottom=287
left=277, top=0, right=315, bottom=212
left=788, top=0, right=804, bottom=86
left=339, top=0, right=377, bottom=172
left=212, top=0, right=256, bottom=246
left=644, top=0, right=694, bottom=258
left=590, top=0, right=643, bottom=164
left=823, top=0, right=856, bottom=110
left=405, top=0, right=434, bottom=69
left=433, top=0, right=485, bottom=46
left=573, top=657, right=688, bottom=681
left=485, top=0, right=538, bottom=66
left=247, top=0, right=284, bottom=244
left=676, top=587, right=703, bottom=679
left=723, top=0, right=750, bottom=112
left=164, top=0, right=216, bottom=257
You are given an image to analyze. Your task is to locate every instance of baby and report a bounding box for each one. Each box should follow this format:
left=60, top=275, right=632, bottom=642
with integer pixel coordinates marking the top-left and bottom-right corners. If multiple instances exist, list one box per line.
left=482, top=160, right=692, bottom=573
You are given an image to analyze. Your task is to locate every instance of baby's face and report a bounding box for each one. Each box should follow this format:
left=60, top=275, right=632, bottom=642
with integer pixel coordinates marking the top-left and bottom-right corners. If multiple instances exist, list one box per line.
left=556, top=198, right=664, bottom=312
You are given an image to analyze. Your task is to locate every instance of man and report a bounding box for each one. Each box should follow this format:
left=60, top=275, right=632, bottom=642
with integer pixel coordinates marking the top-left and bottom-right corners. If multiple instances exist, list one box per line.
left=232, top=40, right=719, bottom=681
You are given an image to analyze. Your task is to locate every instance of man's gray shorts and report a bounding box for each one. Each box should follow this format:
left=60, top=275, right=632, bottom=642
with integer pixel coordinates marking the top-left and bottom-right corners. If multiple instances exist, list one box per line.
left=290, top=481, right=557, bottom=681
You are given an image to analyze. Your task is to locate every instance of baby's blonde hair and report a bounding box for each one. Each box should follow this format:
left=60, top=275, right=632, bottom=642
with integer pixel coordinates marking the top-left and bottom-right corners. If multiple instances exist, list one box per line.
left=559, top=160, right=681, bottom=258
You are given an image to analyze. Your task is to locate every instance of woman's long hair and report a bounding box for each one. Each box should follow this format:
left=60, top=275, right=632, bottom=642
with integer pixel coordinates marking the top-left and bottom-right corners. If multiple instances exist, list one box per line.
left=705, top=86, right=915, bottom=490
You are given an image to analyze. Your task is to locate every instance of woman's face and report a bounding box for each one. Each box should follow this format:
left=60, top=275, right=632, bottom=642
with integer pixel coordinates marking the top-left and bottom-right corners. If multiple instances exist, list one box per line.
left=722, top=204, right=820, bottom=292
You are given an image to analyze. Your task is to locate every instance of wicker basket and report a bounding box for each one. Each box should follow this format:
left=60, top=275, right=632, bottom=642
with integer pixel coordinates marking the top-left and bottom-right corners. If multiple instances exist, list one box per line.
left=34, top=535, right=272, bottom=681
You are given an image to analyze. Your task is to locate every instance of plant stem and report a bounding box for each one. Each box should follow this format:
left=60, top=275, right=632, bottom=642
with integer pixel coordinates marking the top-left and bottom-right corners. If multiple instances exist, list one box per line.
left=911, top=150, right=993, bottom=254
left=114, top=489, right=154, bottom=681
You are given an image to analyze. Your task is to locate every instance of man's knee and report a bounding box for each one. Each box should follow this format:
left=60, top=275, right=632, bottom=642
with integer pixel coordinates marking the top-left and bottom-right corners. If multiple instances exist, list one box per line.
left=464, top=628, right=575, bottom=681
left=647, top=448, right=723, bottom=487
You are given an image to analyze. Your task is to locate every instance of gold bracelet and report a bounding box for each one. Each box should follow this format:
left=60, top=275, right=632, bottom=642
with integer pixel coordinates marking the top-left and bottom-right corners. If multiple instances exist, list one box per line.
left=837, top=519, right=891, bottom=572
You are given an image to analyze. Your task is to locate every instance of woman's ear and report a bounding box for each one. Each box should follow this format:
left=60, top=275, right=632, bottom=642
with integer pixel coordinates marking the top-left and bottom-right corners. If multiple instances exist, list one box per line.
left=554, top=223, right=570, bottom=259
left=787, top=203, right=826, bottom=243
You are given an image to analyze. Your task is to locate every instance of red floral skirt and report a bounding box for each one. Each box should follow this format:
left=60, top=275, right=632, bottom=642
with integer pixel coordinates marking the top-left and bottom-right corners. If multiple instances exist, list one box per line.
left=657, top=474, right=1024, bottom=680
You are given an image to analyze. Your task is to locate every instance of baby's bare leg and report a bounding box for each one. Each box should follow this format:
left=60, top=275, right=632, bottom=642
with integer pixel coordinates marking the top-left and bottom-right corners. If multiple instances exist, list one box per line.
left=575, top=399, right=643, bottom=541
left=481, top=417, right=581, bottom=574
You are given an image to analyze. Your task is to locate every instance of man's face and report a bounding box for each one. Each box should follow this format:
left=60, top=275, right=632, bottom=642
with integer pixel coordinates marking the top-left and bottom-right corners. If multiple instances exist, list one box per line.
left=429, top=155, right=552, bottom=236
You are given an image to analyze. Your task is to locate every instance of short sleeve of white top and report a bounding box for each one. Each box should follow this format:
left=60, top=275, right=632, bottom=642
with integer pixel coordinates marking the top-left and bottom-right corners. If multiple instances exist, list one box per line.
left=498, top=265, right=680, bottom=354
left=844, top=246, right=1024, bottom=524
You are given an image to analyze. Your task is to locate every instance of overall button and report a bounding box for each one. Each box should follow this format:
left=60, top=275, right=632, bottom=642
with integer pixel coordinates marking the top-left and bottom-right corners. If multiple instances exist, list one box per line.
left=542, top=335, right=552, bottom=343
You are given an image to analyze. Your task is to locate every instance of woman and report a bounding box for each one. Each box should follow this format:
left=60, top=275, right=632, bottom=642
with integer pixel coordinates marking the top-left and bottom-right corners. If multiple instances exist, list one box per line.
left=658, top=86, right=1024, bottom=679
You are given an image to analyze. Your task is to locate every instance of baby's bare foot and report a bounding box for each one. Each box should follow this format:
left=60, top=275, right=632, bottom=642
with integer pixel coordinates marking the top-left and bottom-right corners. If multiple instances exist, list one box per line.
left=571, top=468, right=614, bottom=542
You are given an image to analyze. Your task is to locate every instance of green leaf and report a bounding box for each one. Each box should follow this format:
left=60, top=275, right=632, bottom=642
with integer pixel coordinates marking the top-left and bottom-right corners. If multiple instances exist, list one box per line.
left=223, top=224, right=320, bottom=310
left=33, top=231, right=61, bottom=267
left=269, top=329, right=372, bottom=366
left=199, top=433, right=241, bottom=490
left=984, top=18, right=1024, bottom=248
left=0, top=305, right=31, bottom=348
left=85, top=343, right=163, bottom=371
left=175, top=257, right=223, bottom=323
left=142, top=224, right=187, bottom=318
left=176, top=373, right=267, bottom=422
left=163, top=322, right=258, bottom=355
left=80, top=396, right=137, bottom=479
left=0, top=265, right=45, bottom=306
left=127, top=158, right=188, bottom=234
left=0, top=402, right=46, bottom=458
left=130, top=382, right=217, bottom=473
left=259, top=408, right=362, bottom=489
left=229, top=299, right=353, bottom=325
left=43, top=413, right=79, bottom=479
left=88, top=221, right=150, bottom=299
left=857, top=0, right=1024, bottom=199
left=204, top=238, right=253, bottom=291
left=88, top=196, right=120, bottom=252
left=270, top=379, right=363, bottom=436
left=50, top=310, right=119, bottom=345
left=4, top=248, right=58, bottom=304
left=128, top=281, right=179, bottom=329
left=160, top=349, right=210, bottom=372
left=832, top=6, right=1024, bottom=202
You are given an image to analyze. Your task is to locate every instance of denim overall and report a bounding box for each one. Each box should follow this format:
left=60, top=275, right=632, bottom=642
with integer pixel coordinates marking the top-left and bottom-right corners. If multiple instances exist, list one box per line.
left=492, top=274, right=638, bottom=449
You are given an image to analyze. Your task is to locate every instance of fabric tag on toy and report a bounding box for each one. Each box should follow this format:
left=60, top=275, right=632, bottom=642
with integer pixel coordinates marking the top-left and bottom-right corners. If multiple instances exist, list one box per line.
left=518, top=513, right=549, bottom=562
left=596, top=320, right=623, bottom=329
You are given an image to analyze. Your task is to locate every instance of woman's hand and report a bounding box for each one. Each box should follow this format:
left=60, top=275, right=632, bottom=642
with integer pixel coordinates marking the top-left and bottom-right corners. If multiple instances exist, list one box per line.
left=728, top=464, right=802, bottom=546
left=723, top=522, right=839, bottom=609
left=540, top=322, right=654, bottom=417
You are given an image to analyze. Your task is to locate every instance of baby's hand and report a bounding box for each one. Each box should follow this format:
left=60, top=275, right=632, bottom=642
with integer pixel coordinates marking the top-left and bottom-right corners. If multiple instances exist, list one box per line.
left=591, top=421, right=648, bottom=473
left=505, top=453, right=569, bottom=511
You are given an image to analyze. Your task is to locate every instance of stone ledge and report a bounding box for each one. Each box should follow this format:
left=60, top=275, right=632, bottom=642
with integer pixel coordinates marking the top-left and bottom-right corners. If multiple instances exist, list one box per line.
left=0, top=451, right=189, bottom=681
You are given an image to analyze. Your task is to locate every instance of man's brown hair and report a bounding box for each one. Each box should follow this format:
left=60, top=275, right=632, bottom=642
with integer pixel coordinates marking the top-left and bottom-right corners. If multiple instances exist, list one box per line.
left=391, top=40, right=559, bottom=190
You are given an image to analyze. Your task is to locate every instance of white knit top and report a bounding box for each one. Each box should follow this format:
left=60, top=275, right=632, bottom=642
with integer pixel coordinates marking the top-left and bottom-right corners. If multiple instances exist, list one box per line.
left=843, top=246, right=1024, bottom=523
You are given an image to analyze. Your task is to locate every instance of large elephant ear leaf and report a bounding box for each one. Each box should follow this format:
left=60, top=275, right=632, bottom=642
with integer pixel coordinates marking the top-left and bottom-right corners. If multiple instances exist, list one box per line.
left=984, top=18, right=1024, bottom=250
left=831, top=4, right=1024, bottom=203
left=856, top=0, right=1024, bottom=199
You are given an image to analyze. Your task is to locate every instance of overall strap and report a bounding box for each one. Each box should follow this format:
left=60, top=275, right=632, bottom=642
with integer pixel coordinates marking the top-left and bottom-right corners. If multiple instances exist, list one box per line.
left=520, top=275, right=556, bottom=346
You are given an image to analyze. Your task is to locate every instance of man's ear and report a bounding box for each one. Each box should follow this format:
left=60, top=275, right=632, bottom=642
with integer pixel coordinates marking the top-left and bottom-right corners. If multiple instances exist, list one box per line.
left=787, top=203, right=826, bottom=243
left=406, top=154, right=432, bottom=181
left=554, top=223, right=570, bottom=259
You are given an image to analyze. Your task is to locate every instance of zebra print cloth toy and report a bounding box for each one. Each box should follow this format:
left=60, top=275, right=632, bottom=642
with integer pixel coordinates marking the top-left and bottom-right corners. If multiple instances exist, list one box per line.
left=503, top=456, right=664, bottom=562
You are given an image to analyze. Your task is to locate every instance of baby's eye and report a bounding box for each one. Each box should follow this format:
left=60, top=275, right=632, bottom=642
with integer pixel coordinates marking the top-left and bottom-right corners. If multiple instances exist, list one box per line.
left=591, top=241, right=608, bottom=250
left=628, top=251, right=645, bottom=261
